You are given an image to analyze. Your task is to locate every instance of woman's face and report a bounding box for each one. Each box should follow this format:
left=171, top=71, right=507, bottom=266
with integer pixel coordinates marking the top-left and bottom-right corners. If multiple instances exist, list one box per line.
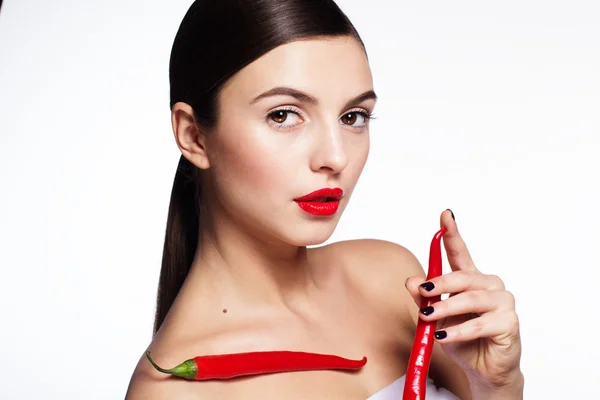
left=201, top=36, right=375, bottom=246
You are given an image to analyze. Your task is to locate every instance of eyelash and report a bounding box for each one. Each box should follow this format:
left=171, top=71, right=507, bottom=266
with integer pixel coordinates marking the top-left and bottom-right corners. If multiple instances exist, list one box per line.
left=265, top=107, right=375, bottom=131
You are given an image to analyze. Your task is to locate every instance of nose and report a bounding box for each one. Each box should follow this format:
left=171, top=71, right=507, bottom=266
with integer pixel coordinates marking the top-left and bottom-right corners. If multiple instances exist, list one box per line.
left=309, top=122, right=349, bottom=174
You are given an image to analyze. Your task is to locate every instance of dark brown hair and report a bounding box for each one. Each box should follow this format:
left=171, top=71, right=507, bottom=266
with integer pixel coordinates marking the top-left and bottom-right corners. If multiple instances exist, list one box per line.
left=154, top=0, right=364, bottom=335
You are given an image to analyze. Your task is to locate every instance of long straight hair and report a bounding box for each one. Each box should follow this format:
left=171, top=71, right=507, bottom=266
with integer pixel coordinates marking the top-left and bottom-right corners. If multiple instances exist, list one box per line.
left=154, top=0, right=364, bottom=335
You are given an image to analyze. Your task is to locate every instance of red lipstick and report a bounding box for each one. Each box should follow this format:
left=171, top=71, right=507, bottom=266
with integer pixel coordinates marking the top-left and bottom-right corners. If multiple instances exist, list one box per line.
left=294, top=187, right=343, bottom=216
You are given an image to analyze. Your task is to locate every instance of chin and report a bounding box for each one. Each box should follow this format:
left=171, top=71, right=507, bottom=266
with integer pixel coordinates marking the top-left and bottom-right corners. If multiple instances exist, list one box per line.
left=283, top=219, right=340, bottom=247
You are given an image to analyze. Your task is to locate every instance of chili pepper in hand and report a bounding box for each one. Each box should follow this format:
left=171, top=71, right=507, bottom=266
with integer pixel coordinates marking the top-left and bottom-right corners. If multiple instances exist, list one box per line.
left=146, top=350, right=367, bottom=380
left=403, top=227, right=447, bottom=400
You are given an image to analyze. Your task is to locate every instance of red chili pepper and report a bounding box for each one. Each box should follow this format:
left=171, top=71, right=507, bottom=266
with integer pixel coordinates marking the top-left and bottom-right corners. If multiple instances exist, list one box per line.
left=146, top=350, right=367, bottom=380
left=403, top=227, right=447, bottom=400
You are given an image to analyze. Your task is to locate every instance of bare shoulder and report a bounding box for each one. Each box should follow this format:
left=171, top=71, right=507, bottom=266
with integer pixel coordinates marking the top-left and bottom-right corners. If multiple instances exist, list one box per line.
left=322, top=239, right=426, bottom=327
left=327, top=238, right=424, bottom=270
left=327, top=238, right=426, bottom=284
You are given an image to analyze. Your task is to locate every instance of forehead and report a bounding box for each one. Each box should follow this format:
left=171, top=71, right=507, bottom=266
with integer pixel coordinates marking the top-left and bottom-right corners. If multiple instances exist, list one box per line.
left=221, top=36, right=373, bottom=102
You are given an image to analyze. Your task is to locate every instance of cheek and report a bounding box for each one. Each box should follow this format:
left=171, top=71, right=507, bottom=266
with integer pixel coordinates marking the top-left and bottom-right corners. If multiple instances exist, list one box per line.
left=347, top=135, right=370, bottom=180
left=210, top=134, right=292, bottom=199
left=358, top=139, right=370, bottom=169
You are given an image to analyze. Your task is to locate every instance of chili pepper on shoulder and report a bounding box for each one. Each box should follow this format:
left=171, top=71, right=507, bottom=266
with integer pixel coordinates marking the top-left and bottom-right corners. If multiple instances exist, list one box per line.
left=146, top=350, right=367, bottom=380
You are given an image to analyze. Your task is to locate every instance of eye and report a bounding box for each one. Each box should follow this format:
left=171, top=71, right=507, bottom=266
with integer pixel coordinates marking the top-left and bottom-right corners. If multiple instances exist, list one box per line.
left=270, top=110, right=290, bottom=124
left=266, top=107, right=304, bottom=130
left=340, top=110, right=372, bottom=128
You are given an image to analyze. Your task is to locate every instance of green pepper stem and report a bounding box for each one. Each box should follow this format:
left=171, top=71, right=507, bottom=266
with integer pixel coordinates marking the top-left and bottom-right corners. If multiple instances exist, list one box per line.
left=145, top=351, right=175, bottom=374
left=145, top=351, right=198, bottom=379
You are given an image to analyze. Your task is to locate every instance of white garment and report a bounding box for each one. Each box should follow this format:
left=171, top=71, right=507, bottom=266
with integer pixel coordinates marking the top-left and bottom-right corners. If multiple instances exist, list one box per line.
left=366, top=375, right=458, bottom=400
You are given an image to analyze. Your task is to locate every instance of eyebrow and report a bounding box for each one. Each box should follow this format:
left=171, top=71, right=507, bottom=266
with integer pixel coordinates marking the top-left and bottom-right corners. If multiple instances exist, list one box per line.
left=250, top=86, right=378, bottom=110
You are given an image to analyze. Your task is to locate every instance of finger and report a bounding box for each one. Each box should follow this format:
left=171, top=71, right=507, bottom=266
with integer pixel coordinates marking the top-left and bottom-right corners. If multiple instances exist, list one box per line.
left=418, top=271, right=505, bottom=297
left=433, top=310, right=520, bottom=344
left=418, top=290, right=516, bottom=322
left=440, top=209, right=477, bottom=272
left=405, top=276, right=427, bottom=306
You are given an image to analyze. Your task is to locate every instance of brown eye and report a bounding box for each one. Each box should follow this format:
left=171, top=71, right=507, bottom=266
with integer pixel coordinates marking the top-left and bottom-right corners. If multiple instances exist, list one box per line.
left=267, top=109, right=303, bottom=129
left=341, top=112, right=358, bottom=125
left=270, top=110, right=288, bottom=124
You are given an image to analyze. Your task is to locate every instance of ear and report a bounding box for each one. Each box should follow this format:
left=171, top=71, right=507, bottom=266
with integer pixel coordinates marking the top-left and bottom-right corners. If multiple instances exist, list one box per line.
left=171, top=102, right=211, bottom=169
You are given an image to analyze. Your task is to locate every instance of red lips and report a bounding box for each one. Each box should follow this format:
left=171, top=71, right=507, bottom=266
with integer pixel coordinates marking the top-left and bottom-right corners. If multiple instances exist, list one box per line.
left=294, top=188, right=343, bottom=216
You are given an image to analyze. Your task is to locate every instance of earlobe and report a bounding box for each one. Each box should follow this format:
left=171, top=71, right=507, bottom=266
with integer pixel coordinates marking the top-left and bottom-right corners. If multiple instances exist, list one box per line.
left=171, top=101, right=211, bottom=170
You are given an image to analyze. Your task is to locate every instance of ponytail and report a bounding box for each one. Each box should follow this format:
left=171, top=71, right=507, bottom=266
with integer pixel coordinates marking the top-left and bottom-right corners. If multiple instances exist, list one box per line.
left=153, top=155, right=201, bottom=335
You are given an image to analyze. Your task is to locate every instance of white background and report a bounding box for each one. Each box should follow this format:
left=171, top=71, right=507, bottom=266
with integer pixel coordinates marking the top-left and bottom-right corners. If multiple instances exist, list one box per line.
left=1, top=0, right=598, bottom=398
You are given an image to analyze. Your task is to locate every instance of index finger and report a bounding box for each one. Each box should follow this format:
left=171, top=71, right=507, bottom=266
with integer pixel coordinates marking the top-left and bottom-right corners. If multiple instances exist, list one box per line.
left=441, top=209, right=477, bottom=271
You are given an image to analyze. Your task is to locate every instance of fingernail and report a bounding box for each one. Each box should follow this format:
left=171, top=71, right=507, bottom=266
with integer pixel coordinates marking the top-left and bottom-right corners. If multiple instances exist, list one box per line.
left=446, top=208, right=455, bottom=221
left=420, top=281, right=435, bottom=291
left=420, top=306, right=434, bottom=316
left=434, top=330, right=447, bottom=340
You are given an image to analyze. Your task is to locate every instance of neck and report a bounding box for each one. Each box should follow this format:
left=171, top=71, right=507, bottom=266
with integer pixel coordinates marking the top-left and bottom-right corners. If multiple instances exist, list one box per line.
left=180, top=205, right=319, bottom=314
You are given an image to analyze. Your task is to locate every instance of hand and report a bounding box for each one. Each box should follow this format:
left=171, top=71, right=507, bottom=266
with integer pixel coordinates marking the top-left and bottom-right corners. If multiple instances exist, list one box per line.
left=406, top=210, right=523, bottom=393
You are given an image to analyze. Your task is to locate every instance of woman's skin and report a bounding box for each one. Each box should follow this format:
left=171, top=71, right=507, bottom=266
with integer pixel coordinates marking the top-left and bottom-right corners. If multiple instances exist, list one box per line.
left=126, top=36, right=523, bottom=400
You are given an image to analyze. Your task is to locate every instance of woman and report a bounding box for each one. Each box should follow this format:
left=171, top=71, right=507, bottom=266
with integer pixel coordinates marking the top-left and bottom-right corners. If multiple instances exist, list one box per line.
left=126, top=0, right=523, bottom=398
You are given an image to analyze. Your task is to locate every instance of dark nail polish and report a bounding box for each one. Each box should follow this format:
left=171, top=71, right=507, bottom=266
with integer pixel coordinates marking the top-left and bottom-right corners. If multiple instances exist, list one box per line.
left=446, top=208, right=455, bottom=221
left=420, top=281, right=435, bottom=291
left=420, top=306, right=434, bottom=316
left=434, top=330, right=447, bottom=340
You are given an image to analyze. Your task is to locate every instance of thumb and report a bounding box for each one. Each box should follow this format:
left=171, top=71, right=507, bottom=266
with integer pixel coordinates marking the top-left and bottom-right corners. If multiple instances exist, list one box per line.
left=405, top=276, right=427, bottom=307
